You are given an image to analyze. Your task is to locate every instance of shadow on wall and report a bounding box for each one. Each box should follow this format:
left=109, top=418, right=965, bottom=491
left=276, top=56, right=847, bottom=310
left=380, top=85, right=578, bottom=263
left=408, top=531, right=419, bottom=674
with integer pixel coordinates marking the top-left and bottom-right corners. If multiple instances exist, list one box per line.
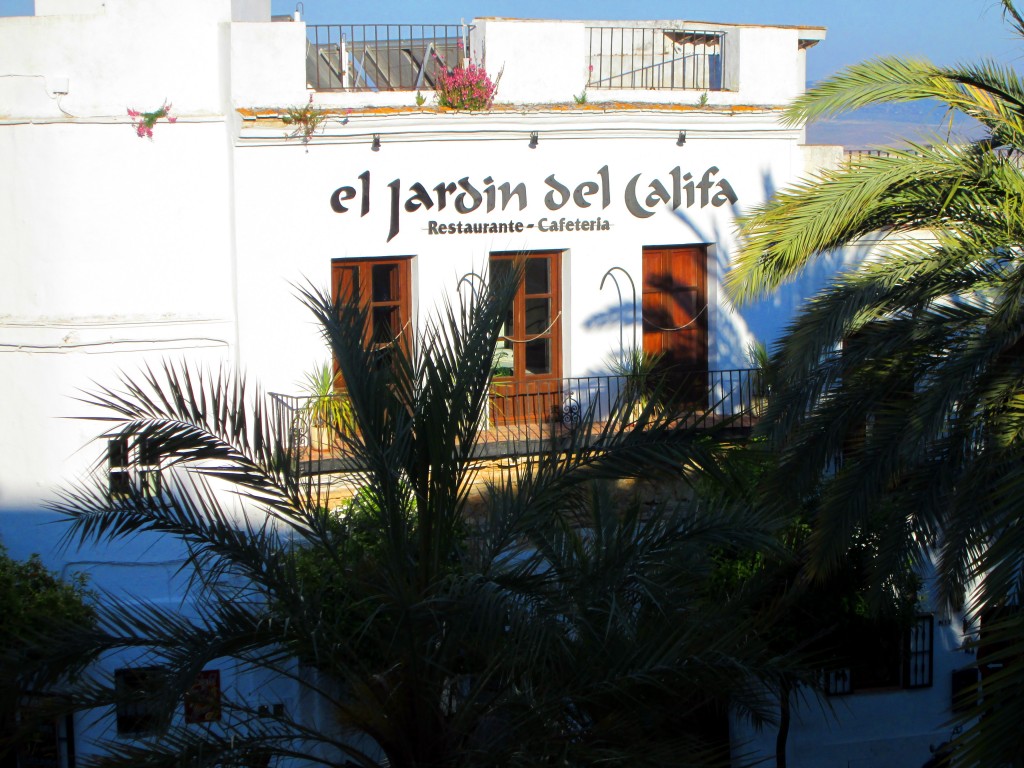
left=733, top=245, right=862, bottom=352
left=0, top=506, right=192, bottom=604
left=729, top=168, right=872, bottom=354
left=574, top=158, right=875, bottom=376
left=677, top=166, right=869, bottom=367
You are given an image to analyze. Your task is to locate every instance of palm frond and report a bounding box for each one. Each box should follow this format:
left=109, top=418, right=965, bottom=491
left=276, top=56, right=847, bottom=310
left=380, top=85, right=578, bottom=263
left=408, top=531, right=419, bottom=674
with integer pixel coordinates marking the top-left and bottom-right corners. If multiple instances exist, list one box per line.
left=40, top=254, right=810, bottom=768
left=728, top=19, right=1024, bottom=762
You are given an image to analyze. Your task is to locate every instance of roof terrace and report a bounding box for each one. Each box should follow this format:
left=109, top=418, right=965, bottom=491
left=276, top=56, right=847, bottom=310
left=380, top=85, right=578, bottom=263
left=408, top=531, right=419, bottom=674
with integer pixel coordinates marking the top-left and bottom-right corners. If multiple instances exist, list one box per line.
left=0, top=5, right=825, bottom=123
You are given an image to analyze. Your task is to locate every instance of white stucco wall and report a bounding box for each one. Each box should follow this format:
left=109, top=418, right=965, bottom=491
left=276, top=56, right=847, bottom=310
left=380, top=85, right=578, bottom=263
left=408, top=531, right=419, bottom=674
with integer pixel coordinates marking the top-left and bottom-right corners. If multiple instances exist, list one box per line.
left=476, top=19, right=589, bottom=104
left=0, top=118, right=237, bottom=509
left=231, top=0, right=269, bottom=23
left=0, top=0, right=285, bottom=520
left=475, top=19, right=824, bottom=108
left=0, top=0, right=242, bottom=119
left=230, top=20, right=307, bottom=107
left=231, top=108, right=806, bottom=396
left=734, top=26, right=808, bottom=105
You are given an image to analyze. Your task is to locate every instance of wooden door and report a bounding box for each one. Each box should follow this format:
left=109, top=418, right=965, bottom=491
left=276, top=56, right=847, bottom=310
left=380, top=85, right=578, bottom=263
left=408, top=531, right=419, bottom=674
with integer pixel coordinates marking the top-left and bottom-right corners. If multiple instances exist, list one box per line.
left=642, top=246, right=708, bottom=400
left=489, top=252, right=562, bottom=426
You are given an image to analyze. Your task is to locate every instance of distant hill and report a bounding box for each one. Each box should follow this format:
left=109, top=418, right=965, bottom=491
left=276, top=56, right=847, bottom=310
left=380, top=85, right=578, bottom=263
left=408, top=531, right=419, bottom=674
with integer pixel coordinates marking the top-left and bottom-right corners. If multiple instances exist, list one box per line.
left=804, top=98, right=984, bottom=149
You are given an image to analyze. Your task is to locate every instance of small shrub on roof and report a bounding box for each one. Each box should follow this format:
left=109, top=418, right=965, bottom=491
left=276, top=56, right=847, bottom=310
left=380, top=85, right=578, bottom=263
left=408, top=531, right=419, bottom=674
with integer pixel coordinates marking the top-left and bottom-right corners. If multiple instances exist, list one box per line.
left=434, top=62, right=496, bottom=111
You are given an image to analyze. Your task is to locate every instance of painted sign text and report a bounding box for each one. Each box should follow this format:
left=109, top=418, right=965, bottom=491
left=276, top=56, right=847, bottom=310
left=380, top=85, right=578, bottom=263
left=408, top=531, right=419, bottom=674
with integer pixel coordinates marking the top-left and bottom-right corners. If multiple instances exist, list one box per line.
left=330, top=165, right=737, bottom=241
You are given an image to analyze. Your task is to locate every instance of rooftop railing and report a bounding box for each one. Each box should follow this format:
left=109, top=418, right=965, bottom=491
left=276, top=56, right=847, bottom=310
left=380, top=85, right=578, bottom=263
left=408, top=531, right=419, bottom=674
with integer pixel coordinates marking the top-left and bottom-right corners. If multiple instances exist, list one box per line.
left=305, top=24, right=466, bottom=91
left=303, top=23, right=726, bottom=94
left=271, top=368, right=762, bottom=478
left=586, top=26, right=726, bottom=91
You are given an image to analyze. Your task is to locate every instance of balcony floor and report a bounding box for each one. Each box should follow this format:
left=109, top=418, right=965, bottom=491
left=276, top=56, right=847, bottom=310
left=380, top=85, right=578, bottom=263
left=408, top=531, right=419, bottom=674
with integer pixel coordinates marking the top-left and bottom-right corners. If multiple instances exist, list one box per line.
left=295, top=410, right=755, bottom=477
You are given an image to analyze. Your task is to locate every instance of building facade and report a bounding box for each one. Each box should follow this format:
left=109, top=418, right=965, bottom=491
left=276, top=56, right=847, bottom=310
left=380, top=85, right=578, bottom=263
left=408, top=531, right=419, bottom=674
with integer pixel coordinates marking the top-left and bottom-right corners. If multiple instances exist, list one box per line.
left=0, top=2, right=972, bottom=765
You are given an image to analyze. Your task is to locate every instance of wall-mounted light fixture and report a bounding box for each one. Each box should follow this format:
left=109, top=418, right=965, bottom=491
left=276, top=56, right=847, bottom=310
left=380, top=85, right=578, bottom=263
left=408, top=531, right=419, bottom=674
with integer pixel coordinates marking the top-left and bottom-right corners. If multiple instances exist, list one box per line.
left=293, top=2, right=303, bottom=21
left=528, top=131, right=539, bottom=149
left=371, top=134, right=381, bottom=151
left=677, top=131, right=687, bottom=146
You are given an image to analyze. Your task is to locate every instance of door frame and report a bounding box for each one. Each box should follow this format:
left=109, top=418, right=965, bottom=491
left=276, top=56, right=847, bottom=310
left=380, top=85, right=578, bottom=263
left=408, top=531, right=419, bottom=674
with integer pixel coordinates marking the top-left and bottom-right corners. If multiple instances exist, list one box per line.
left=488, top=250, right=564, bottom=425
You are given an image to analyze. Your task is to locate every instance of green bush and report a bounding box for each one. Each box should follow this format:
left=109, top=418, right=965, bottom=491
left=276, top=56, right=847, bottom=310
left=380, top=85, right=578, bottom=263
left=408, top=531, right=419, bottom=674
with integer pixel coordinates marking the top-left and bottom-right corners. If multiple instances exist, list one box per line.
left=0, top=542, right=95, bottom=761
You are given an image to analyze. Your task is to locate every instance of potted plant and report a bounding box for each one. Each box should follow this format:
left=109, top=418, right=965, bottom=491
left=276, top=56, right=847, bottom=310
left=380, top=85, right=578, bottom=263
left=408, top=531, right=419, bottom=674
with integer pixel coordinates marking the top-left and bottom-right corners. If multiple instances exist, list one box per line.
left=301, top=362, right=353, bottom=456
left=609, top=347, right=664, bottom=424
left=746, top=340, right=771, bottom=418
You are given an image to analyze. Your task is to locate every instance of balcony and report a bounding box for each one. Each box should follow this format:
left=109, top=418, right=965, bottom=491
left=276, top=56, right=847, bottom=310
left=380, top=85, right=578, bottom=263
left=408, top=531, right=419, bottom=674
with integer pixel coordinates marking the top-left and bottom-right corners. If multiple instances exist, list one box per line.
left=305, top=24, right=466, bottom=91
left=302, top=22, right=726, bottom=94
left=586, top=26, right=726, bottom=91
left=271, top=369, right=762, bottom=479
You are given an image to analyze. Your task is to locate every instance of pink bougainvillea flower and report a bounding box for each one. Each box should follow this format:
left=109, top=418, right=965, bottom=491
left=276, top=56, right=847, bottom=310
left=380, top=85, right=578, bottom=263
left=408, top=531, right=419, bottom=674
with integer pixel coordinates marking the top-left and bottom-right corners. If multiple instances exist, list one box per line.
left=127, top=100, right=175, bottom=139
left=434, top=62, right=496, bottom=110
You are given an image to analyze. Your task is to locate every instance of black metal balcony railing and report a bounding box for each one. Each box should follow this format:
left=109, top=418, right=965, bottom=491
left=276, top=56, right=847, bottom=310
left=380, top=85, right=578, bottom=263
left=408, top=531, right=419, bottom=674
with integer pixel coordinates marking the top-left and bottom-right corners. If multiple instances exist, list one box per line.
left=271, top=369, right=763, bottom=477
left=586, top=26, right=726, bottom=91
left=306, top=24, right=466, bottom=91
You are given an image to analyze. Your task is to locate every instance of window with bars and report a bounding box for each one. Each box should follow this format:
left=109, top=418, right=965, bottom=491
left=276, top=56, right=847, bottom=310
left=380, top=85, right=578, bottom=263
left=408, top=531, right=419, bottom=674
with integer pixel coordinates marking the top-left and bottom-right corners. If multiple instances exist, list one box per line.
left=825, top=614, right=934, bottom=695
left=107, top=435, right=162, bottom=500
left=115, top=666, right=166, bottom=735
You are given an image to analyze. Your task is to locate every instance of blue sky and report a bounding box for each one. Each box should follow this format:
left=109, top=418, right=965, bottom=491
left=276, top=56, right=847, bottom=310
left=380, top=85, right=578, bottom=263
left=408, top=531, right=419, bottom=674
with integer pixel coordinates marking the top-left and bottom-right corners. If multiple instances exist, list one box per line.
left=0, top=0, right=1020, bottom=83
left=275, top=0, right=1023, bottom=83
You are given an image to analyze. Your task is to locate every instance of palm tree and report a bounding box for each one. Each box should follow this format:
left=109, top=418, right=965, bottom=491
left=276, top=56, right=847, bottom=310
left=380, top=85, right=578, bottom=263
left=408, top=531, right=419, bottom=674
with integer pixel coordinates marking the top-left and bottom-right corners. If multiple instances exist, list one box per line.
left=728, top=2, right=1024, bottom=763
left=39, top=269, right=789, bottom=767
